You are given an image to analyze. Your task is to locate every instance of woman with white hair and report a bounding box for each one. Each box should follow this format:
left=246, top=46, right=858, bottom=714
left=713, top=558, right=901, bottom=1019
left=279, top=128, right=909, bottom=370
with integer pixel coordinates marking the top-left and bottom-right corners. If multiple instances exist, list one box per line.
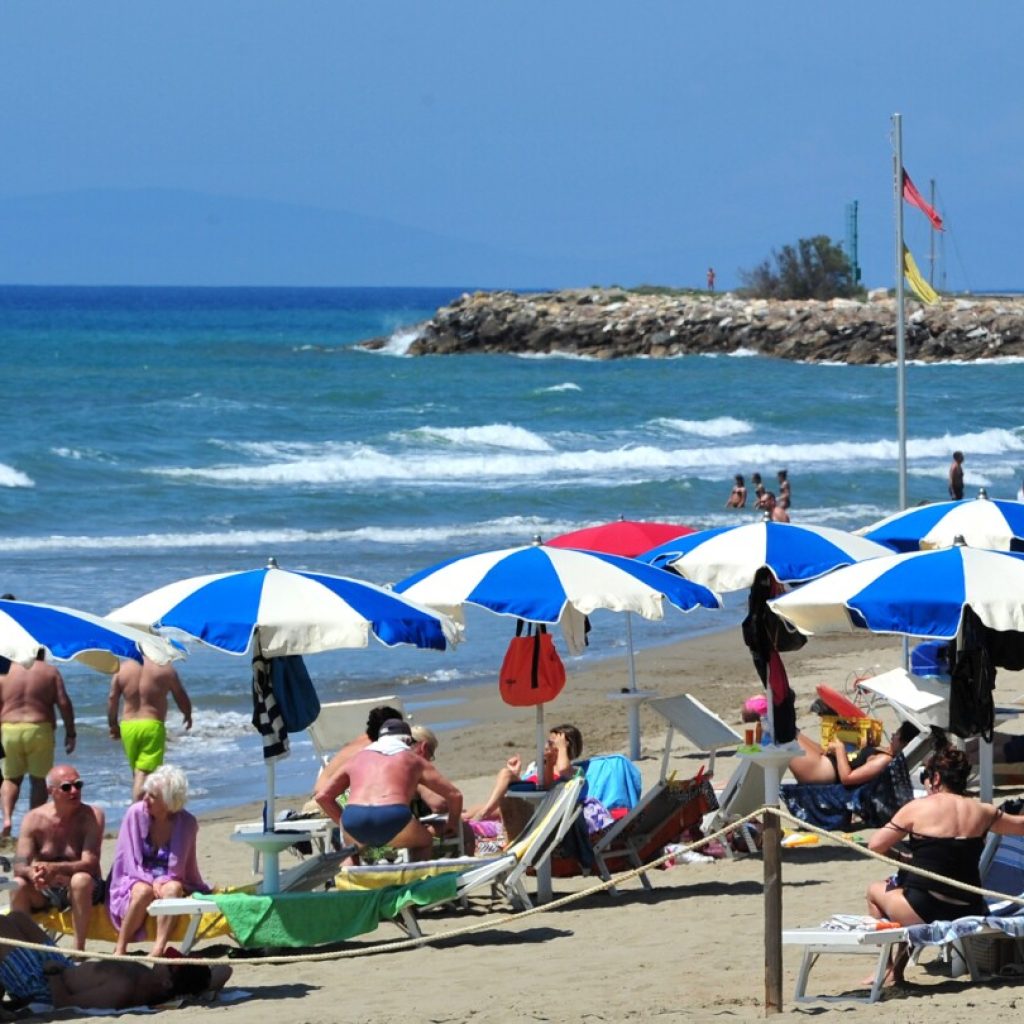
left=107, top=765, right=209, bottom=957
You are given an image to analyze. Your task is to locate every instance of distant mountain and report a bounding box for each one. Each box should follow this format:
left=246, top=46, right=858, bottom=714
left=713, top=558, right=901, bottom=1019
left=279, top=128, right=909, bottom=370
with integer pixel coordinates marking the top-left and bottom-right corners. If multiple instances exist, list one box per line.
left=0, top=188, right=605, bottom=288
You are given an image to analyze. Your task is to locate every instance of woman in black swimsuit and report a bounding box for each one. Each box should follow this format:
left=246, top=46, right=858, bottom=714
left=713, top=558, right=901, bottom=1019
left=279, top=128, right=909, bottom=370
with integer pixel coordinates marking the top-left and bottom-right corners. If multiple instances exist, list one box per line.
left=868, top=741, right=1024, bottom=927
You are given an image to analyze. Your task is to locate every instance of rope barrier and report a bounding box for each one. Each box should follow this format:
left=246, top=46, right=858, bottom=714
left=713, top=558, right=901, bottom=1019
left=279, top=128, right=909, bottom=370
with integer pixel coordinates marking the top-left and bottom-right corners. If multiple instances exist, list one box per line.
left=4, top=804, right=1020, bottom=968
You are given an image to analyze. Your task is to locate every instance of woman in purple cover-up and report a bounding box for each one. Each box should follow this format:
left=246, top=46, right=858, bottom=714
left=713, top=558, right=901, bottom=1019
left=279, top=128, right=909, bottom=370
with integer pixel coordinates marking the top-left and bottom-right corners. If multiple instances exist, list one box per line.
left=107, top=765, right=209, bottom=957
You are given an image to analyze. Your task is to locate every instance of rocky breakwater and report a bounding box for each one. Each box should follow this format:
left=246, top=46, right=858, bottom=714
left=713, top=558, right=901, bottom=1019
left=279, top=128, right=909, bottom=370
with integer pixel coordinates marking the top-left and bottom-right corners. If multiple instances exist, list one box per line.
left=361, top=289, right=1024, bottom=363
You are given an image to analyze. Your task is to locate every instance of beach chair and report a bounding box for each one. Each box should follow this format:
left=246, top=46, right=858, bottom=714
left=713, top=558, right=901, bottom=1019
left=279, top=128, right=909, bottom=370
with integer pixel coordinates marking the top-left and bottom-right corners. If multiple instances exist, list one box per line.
left=904, top=827, right=1024, bottom=981
left=783, top=815, right=1024, bottom=1002
left=643, top=693, right=745, bottom=841
left=779, top=752, right=914, bottom=832
left=586, top=695, right=730, bottom=891
left=331, top=775, right=585, bottom=935
left=149, top=776, right=583, bottom=948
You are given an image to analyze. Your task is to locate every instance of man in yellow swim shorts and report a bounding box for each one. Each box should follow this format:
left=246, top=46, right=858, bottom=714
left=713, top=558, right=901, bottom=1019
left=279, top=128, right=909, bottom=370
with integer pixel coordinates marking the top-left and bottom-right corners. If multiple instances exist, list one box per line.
left=0, top=652, right=76, bottom=838
left=108, top=657, right=192, bottom=800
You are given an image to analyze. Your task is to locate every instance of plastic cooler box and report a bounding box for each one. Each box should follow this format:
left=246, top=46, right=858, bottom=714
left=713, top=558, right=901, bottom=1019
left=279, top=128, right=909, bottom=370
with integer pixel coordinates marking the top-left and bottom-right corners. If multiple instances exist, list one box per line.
left=911, top=640, right=952, bottom=679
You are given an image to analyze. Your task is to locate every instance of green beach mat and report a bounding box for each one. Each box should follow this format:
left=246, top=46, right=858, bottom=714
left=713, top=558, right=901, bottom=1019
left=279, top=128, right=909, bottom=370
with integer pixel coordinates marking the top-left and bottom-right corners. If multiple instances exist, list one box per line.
left=209, top=873, right=460, bottom=947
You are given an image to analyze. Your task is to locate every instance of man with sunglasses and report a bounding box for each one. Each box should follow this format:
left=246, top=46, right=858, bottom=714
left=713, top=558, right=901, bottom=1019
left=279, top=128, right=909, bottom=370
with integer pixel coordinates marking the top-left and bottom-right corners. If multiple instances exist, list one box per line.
left=10, top=765, right=105, bottom=951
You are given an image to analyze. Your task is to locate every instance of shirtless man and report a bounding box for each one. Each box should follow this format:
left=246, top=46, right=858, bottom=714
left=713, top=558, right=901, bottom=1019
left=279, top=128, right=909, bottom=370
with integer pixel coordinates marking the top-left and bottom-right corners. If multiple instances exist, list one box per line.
left=108, top=656, right=192, bottom=800
left=948, top=450, right=965, bottom=500
left=314, top=718, right=463, bottom=860
left=313, top=704, right=403, bottom=792
left=0, top=651, right=76, bottom=834
left=763, top=492, right=790, bottom=523
left=0, top=910, right=231, bottom=1010
left=11, top=764, right=104, bottom=951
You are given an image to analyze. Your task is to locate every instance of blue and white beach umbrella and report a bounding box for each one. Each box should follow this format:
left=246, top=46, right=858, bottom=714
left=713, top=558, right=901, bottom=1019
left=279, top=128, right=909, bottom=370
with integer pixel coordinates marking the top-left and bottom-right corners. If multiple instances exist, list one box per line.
left=110, top=562, right=460, bottom=870
left=0, top=597, right=181, bottom=674
left=769, top=546, right=1024, bottom=640
left=639, top=521, right=891, bottom=594
left=397, top=541, right=719, bottom=764
left=862, top=493, right=1024, bottom=553
left=110, top=562, right=461, bottom=656
left=395, top=542, right=720, bottom=644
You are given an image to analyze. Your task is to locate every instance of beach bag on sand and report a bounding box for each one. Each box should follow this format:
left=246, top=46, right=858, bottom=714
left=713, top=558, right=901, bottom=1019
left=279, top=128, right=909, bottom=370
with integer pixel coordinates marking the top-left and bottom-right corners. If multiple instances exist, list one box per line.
left=499, top=621, right=566, bottom=707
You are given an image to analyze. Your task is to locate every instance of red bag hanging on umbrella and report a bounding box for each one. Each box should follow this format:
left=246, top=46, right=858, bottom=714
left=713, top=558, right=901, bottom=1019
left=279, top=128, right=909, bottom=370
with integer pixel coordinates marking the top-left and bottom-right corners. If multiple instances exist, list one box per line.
left=499, top=621, right=566, bottom=707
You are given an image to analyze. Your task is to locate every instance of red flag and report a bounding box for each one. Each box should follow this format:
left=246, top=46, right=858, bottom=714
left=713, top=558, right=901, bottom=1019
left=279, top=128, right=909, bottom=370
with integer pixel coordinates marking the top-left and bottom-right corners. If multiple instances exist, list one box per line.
left=902, top=169, right=944, bottom=231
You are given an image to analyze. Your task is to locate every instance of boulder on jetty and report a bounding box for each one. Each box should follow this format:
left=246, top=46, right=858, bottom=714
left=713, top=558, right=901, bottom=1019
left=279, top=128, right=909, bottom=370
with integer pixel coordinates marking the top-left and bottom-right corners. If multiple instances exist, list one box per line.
left=360, top=289, right=1024, bottom=363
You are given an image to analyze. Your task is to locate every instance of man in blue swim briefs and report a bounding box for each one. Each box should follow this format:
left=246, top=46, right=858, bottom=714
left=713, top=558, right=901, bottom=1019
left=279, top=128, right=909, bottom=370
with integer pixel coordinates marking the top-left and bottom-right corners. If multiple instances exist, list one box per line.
left=108, top=657, right=193, bottom=800
left=314, top=719, right=464, bottom=860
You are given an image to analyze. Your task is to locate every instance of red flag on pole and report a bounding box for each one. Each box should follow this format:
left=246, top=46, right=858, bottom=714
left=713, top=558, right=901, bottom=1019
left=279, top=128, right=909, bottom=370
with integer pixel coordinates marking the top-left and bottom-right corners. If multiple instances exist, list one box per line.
left=902, top=169, right=944, bottom=231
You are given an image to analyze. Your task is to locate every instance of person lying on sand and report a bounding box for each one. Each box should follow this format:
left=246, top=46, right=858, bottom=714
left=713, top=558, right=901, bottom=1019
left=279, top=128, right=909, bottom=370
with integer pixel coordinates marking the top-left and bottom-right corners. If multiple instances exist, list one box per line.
left=0, top=910, right=231, bottom=1010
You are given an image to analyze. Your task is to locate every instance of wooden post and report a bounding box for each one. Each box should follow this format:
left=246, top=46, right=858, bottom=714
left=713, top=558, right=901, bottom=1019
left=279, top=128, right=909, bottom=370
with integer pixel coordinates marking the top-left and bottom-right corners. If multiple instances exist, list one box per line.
left=763, top=809, right=783, bottom=1015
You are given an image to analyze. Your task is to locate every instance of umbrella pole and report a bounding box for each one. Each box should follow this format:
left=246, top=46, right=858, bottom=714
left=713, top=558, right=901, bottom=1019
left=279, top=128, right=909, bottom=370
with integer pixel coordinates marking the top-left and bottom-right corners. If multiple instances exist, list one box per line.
left=626, top=613, right=642, bottom=761
left=265, top=760, right=276, bottom=831
left=536, top=705, right=546, bottom=785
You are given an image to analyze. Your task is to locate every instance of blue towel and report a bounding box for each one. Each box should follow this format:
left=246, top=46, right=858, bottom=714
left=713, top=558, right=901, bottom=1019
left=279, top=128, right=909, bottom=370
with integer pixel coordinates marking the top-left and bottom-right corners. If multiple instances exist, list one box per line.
left=578, top=755, right=642, bottom=812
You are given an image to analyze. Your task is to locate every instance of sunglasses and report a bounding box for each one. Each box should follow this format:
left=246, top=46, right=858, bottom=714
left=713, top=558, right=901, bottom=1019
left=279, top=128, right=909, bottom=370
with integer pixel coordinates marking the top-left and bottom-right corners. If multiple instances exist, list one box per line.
left=57, top=780, right=85, bottom=792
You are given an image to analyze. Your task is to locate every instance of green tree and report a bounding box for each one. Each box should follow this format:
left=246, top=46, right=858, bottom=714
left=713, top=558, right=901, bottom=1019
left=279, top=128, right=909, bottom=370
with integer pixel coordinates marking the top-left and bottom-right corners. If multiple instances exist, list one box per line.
left=740, top=235, right=860, bottom=300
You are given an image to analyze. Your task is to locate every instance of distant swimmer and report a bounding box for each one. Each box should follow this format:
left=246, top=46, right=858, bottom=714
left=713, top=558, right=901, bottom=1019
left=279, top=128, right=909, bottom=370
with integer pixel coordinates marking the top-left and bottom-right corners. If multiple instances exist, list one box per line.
left=948, top=451, right=965, bottom=500
left=777, top=469, right=791, bottom=510
left=725, top=474, right=747, bottom=508
left=751, top=472, right=767, bottom=508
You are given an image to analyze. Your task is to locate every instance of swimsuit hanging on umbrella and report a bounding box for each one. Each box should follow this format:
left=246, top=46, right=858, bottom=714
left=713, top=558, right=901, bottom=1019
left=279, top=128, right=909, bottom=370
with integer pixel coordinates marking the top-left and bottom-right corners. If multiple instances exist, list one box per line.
left=110, top=559, right=460, bottom=892
left=396, top=539, right=719, bottom=766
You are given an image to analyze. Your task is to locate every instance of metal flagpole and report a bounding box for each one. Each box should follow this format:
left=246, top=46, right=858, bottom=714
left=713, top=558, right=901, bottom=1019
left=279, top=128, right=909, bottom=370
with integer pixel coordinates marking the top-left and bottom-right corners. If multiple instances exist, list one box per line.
left=893, top=112, right=908, bottom=512
left=893, top=114, right=911, bottom=672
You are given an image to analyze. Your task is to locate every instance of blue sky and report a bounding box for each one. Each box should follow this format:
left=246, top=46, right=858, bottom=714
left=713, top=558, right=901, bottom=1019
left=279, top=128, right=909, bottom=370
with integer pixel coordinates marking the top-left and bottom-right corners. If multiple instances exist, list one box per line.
left=2, top=2, right=1020, bottom=290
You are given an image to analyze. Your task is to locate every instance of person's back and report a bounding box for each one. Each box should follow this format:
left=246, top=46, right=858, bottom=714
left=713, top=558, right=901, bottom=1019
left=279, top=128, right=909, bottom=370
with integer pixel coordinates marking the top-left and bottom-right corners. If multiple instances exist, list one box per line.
left=948, top=451, right=965, bottom=500
left=895, top=789, right=995, bottom=839
left=112, top=658, right=187, bottom=723
left=1, top=660, right=64, bottom=725
left=345, top=746, right=423, bottom=806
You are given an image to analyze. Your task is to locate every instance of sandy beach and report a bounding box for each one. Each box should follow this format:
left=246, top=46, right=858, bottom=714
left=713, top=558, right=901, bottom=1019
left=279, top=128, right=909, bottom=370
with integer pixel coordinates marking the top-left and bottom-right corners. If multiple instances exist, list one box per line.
left=36, top=628, right=1024, bottom=1023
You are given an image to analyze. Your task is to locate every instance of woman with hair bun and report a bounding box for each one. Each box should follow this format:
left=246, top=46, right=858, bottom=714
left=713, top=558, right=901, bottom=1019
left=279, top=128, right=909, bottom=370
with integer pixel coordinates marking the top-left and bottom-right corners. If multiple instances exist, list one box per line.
left=108, top=765, right=209, bottom=957
left=865, top=735, right=1024, bottom=982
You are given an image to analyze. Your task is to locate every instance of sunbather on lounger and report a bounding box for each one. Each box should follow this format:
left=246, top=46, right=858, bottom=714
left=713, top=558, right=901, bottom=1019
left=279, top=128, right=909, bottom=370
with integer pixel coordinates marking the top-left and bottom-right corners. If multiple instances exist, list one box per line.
left=0, top=910, right=231, bottom=1010
left=463, top=725, right=583, bottom=844
left=863, top=740, right=1024, bottom=984
left=788, top=722, right=919, bottom=787
left=314, top=719, right=463, bottom=861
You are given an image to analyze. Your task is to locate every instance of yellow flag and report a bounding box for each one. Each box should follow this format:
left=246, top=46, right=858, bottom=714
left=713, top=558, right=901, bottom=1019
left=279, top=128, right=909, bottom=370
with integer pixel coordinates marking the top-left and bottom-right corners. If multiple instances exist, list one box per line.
left=903, top=245, right=940, bottom=305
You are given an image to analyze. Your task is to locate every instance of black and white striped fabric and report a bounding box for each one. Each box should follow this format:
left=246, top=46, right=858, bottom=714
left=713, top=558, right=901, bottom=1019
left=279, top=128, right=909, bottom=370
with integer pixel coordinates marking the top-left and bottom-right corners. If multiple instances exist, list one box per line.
left=251, top=653, right=289, bottom=761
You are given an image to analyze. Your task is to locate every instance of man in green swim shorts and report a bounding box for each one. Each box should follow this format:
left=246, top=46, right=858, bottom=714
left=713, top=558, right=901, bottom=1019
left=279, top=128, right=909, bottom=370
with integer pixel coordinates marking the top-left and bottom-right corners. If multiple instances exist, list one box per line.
left=108, top=657, right=192, bottom=800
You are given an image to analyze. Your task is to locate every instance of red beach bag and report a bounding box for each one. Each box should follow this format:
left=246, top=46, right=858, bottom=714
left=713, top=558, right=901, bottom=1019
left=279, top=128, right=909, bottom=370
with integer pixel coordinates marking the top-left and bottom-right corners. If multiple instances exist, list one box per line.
left=499, top=621, right=566, bottom=707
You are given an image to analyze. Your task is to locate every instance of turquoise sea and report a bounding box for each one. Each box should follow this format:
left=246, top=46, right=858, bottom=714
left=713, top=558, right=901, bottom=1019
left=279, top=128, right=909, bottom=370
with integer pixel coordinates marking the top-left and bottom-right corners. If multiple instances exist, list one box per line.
left=2, top=285, right=1023, bottom=826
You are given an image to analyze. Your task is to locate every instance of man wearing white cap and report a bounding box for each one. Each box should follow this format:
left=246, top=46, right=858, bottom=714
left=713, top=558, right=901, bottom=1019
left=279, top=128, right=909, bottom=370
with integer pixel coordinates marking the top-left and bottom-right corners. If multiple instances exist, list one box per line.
left=314, top=719, right=462, bottom=860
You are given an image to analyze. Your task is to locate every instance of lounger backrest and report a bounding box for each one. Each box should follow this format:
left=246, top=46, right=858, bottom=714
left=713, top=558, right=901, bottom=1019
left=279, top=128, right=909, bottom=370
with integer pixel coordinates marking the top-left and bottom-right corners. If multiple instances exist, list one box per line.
left=506, top=775, right=585, bottom=866
left=307, top=697, right=406, bottom=766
